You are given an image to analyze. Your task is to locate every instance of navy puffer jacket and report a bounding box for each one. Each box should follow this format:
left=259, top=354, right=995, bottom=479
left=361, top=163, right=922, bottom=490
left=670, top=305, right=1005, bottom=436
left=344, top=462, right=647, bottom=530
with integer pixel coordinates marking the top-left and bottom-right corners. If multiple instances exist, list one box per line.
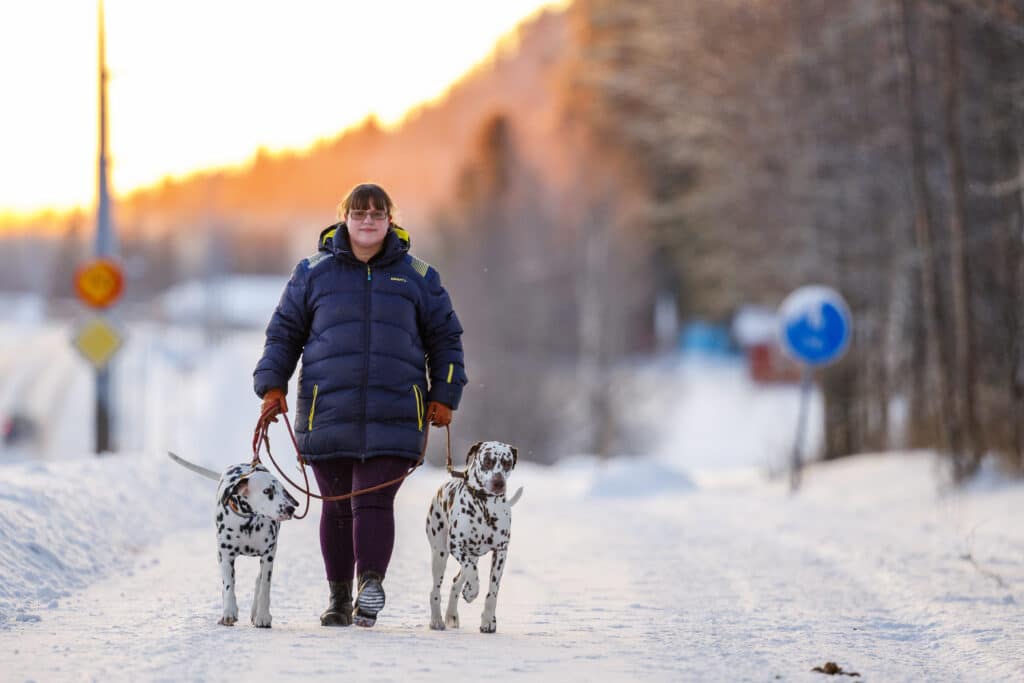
left=253, top=224, right=467, bottom=462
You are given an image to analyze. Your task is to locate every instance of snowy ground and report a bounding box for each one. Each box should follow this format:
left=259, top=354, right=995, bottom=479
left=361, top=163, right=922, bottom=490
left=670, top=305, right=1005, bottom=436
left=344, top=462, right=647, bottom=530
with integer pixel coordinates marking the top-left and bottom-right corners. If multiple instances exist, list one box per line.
left=1, top=321, right=1022, bottom=682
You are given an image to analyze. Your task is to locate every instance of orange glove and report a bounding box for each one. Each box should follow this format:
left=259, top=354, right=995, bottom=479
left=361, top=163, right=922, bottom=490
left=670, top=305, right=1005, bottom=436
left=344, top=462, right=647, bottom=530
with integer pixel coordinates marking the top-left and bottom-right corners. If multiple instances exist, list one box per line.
left=426, top=401, right=452, bottom=427
left=259, top=388, right=288, bottom=428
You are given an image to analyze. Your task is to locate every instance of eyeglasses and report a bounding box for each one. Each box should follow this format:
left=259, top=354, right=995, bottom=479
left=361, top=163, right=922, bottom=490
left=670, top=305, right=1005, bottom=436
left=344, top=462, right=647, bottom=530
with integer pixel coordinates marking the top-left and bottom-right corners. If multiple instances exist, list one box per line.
left=348, top=209, right=388, bottom=222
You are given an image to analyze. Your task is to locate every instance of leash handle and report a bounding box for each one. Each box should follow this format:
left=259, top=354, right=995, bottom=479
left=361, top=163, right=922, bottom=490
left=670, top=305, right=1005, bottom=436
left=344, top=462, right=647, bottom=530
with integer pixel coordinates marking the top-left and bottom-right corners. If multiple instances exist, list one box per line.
left=252, top=405, right=446, bottom=518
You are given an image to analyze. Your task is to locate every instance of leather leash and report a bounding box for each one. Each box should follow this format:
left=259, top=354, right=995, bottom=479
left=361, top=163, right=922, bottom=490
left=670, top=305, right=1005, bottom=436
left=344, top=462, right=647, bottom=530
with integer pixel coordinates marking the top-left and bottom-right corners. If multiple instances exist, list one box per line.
left=252, top=403, right=463, bottom=520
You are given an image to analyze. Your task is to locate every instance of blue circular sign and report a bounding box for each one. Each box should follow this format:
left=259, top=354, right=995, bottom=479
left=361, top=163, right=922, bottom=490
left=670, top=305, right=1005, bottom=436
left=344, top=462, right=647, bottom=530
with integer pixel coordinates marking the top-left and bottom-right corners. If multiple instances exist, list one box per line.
left=778, top=286, right=852, bottom=366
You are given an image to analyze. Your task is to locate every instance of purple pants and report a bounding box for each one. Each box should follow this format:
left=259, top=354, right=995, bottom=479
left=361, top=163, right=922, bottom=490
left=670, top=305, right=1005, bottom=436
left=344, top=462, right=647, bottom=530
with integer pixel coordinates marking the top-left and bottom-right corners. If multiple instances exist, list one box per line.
left=310, top=456, right=409, bottom=583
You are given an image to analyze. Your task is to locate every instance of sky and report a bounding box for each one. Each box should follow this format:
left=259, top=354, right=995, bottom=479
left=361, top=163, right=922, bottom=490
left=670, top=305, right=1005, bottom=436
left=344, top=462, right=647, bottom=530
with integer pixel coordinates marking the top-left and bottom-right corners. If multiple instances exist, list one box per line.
left=0, top=0, right=567, bottom=215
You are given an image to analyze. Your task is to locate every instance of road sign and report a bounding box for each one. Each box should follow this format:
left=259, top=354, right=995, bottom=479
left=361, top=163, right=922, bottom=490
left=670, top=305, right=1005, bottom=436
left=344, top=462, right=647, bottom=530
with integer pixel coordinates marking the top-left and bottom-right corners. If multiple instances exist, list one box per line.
left=75, top=259, right=124, bottom=309
left=778, top=286, right=852, bottom=367
left=778, top=286, right=852, bottom=492
left=72, top=316, right=124, bottom=369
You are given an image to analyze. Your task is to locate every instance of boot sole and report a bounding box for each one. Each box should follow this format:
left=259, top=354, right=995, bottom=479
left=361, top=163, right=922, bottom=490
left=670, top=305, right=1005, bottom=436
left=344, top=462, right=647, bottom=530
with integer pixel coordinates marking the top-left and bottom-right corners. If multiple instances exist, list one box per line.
left=353, top=612, right=377, bottom=628
left=320, top=613, right=353, bottom=627
left=354, top=582, right=385, bottom=627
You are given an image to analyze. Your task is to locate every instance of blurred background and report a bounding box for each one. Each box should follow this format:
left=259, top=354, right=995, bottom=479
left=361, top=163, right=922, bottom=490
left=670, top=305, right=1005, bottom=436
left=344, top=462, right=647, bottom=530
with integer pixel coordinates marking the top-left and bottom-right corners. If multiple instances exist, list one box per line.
left=2, top=0, right=1023, bottom=480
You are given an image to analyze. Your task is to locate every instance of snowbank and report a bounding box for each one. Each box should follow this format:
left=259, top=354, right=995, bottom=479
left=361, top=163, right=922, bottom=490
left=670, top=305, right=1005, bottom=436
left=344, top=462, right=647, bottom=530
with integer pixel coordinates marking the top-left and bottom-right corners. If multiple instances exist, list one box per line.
left=620, top=355, right=823, bottom=471
left=158, top=275, right=286, bottom=329
left=0, top=453, right=209, bottom=626
left=549, top=455, right=696, bottom=498
left=0, top=293, right=45, bottom=324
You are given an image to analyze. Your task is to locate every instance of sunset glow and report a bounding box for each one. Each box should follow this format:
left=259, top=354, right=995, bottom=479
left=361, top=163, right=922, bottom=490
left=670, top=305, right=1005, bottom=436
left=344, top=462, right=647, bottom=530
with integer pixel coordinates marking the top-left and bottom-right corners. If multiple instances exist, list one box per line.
left=0, top=0, right=567, bottom=216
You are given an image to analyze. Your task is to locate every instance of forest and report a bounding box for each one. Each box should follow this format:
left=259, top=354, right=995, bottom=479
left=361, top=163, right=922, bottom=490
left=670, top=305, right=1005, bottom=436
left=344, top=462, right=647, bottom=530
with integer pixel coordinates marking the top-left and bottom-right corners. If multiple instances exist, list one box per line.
left=3, top=0, right=1023, bottom=474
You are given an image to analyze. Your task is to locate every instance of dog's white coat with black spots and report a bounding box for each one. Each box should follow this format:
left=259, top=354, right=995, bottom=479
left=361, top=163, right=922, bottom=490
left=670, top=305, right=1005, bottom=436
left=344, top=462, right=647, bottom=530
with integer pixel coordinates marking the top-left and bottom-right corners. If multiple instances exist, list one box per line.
left=214, top=463, right=298, bottom=628
left=426, top=441, right=522, bottom=633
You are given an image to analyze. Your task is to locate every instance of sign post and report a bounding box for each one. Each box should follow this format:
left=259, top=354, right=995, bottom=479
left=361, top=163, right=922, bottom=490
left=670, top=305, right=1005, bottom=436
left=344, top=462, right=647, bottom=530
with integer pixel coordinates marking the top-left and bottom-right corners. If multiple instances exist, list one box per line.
left=74, top=0, right=121, bottom=455
left=73, top=259, right=124, bottom=454
left=778, top=286, right=852, bottom=492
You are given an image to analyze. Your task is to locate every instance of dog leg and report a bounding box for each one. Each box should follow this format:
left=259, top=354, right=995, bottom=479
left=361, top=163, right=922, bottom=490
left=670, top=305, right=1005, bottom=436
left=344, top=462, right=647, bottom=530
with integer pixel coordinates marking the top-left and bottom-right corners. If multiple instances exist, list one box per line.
left=251, top=554, right=274, bottom=628
left=445, top=554, right=479, bottom=629
left=427, top=497, right=449, bottom=630
left=445, top=567, right=465, bottom=629
left=479, top=548, right=507, bottom=633
left=429, top=541, right=448, bottom=630
left=444, top=548, right=473, bottom=630
left=461, top=561, right=480, bottom=603
left=218, top=552, right=238, bottom=626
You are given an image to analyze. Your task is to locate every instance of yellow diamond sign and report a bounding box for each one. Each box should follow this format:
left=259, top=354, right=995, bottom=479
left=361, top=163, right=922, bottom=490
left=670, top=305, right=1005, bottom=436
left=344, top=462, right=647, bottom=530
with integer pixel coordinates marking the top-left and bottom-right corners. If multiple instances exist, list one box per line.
left=72, top=317, right=124, bottom=369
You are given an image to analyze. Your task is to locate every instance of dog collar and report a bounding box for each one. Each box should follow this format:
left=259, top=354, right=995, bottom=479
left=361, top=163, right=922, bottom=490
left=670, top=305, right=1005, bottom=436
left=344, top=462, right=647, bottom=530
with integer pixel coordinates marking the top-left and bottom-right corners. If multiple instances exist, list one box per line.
left=465, top=481, right=491, bottom=500
left=226, top=497, right=255, bottom=517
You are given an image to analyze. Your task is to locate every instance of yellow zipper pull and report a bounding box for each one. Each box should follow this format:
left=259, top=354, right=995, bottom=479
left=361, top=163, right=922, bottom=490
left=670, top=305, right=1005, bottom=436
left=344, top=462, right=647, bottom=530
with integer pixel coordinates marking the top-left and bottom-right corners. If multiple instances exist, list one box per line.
left=413, top=385, right=424, bottom=431
left=308, top=384, right=319, bottom=431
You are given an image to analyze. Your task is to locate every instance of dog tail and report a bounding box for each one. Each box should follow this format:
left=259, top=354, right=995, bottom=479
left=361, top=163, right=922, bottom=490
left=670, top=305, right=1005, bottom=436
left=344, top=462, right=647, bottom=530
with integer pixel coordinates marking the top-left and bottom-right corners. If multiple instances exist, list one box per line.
left=167, top=451, right=221, bottom=481
left=508, top=486, right=524, bottom=507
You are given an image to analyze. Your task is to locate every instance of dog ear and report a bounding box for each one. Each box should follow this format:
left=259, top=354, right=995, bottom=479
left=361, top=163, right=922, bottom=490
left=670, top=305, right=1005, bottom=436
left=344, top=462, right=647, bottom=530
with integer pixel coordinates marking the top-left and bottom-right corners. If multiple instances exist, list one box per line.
left=217, top=468, right=252, bottom=506
left=466, top=441, right=484, bottom=466
left=510, top=446, right=518, bottom=467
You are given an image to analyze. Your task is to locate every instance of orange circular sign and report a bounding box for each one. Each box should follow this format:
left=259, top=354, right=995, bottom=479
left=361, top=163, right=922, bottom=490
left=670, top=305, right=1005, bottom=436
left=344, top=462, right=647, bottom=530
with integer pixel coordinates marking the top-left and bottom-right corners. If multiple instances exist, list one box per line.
left=75, top=259, right=124, bottom=309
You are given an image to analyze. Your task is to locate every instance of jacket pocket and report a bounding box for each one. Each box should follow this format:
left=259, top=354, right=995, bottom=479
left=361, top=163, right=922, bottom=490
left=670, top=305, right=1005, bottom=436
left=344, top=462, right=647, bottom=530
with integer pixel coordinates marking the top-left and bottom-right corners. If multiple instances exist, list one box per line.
left=308, top=384, right=319, bottom=431
left=412, top=384, right=424, bottom=432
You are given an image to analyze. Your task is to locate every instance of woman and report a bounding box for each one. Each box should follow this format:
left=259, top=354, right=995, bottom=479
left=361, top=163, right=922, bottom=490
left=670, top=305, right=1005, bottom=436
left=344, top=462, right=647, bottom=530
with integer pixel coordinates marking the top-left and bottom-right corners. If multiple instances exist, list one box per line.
left=253, top=183, right=466, bottom=627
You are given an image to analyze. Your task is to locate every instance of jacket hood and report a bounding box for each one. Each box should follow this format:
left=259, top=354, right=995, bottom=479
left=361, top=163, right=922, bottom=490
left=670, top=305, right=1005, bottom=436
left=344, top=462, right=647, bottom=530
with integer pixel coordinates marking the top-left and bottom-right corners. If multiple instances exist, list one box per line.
left=317, top=223, right=411, bottom=266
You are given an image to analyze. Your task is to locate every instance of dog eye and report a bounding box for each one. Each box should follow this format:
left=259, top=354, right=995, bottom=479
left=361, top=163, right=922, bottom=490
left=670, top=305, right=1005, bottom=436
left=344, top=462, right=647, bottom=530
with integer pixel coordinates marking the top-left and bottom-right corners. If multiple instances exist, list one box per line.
left=482, top=456, right=495, bottom=469
left=263, top=487, right=272, bottom=495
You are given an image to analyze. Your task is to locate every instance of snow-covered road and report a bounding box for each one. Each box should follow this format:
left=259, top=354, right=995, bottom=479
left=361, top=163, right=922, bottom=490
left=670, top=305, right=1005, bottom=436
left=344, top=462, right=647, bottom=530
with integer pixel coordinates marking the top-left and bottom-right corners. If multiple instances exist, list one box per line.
left=2, top=453, right=1020, bottom=682
left=1, top=323, right=1021, bottom=681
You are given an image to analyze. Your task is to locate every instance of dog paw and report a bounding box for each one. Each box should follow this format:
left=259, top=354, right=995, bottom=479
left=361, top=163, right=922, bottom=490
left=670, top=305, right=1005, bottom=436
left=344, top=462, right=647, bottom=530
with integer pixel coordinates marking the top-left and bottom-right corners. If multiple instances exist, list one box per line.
left=480, top=619, right=497, bottom=634
left=429, top=618, right=446, bottom=631
left=218, top=615, right=237, bottom=626
left=252, top=613, right=272, bottom=628
left=445, top=613, right=460, bottom=629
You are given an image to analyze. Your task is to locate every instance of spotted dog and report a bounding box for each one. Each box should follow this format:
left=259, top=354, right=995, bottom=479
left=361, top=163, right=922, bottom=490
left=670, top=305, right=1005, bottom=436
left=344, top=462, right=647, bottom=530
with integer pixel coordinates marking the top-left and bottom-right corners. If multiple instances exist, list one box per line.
left=167, top=453, right=298, bottom=628
left=426, top=441, right=523, bottom=633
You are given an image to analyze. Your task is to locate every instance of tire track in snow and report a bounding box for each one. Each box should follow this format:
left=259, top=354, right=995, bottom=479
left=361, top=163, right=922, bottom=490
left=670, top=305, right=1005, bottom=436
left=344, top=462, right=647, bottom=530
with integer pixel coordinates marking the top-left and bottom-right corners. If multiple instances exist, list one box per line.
left=759, top=488, right=1022, bottom=680
left=639, top=477, right=1022, bottom=682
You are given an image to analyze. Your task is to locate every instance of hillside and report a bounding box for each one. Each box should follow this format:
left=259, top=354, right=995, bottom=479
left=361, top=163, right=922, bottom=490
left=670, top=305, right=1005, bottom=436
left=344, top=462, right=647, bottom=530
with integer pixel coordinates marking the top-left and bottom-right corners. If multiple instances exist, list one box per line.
left=113, top=8, right=574, bottom=249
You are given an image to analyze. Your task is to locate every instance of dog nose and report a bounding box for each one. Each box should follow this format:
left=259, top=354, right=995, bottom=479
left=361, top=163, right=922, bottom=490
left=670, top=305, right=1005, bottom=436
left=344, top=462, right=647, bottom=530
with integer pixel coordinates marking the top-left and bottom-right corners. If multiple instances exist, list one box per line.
left=284, top=505, right=296, bottom=516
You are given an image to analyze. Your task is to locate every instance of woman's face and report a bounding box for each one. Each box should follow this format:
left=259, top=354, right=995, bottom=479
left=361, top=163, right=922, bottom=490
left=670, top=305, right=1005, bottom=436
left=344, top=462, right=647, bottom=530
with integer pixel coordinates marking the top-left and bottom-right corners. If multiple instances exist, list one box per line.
left=346, top=201, right=390, bottom=254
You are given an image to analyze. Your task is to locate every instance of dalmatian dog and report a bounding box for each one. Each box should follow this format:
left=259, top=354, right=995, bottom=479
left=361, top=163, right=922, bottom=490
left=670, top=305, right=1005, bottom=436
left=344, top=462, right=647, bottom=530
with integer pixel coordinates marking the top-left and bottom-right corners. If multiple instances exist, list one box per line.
left=426, top=441, right=523, bottom=634
left=167, top=453, right=298, bottom=628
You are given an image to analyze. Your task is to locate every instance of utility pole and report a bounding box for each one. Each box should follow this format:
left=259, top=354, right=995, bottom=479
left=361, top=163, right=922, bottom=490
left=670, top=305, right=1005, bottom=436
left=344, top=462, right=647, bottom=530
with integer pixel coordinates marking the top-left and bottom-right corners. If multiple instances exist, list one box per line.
left=95, top=0, right=118, bottom=453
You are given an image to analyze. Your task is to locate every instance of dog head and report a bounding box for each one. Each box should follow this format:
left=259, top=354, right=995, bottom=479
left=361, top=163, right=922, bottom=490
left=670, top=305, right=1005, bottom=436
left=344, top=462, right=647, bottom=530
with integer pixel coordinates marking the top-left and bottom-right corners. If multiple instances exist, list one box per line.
left=217, top=463, right=298, bottom=521
left=465, top=441, right=518, bottom=496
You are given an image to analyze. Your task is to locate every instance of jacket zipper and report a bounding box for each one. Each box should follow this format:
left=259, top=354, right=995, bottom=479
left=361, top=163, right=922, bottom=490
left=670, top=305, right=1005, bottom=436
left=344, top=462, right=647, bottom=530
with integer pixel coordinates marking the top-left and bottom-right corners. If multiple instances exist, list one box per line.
left=412, top=385, right=424, bottom=431
left=361, top=264, right=372, bottom=458
left=308, top=384, right=319, bottom=431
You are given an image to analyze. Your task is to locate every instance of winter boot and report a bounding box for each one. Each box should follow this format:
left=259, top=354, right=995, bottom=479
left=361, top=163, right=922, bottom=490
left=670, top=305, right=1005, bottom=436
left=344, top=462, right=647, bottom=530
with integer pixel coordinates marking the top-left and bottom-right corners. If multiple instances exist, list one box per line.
left=320, top=581, right=353, bottom=627
left=353, top=571, right=386, bottom=627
